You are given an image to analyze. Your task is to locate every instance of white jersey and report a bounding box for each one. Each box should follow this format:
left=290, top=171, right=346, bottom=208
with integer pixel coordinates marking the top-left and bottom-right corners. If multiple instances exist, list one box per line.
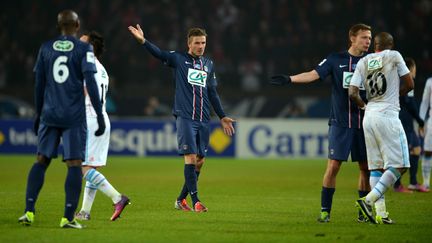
left=351, top=50, right=410, bottom=113
left=419, top=77, right=432, bottom=121
left=83, top=58, right=110, bottom=166
left=85, top=58, right=109, bottom=118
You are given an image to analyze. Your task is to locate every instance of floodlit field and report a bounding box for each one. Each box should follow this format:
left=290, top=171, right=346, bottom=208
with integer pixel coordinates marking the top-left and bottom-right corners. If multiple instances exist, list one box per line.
left=1, top=155, right=431, bottom=242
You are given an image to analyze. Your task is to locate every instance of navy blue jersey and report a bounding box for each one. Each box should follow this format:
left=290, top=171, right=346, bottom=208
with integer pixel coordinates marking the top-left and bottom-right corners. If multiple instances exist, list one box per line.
left=143, top=41, right=225, bottom=123
left=315, top=51, right=367, bottom=128
left=399, top=91, right=423, bottom=133
left=33, top=35, right=97, bottom=127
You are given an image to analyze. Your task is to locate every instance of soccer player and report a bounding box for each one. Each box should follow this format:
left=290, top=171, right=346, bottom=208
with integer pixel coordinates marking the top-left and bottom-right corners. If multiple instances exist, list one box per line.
left=350, top=32, right=414, bottom=224
left=18, top=10, right=105, bottom=229
left=419, top=74, right=432, bottom=192
left=270, top=24, right=372, bottom=223
left=394, top=58, right=427, bottom=192
left=74, top=31, right=130, bottom=222
left=128, top=25, right=235, bottom=212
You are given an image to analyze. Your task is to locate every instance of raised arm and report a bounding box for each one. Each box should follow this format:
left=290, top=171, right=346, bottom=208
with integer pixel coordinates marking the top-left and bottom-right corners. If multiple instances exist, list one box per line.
left=128, top=24, right=176, bottom=66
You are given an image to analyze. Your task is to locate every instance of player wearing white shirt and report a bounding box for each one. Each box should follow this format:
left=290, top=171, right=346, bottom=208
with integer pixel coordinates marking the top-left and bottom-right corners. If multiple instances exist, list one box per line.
left=419, top=76, right=432, bottom=191
left=76, top=31, right=130, bottom=221
left=349, top=32, right=414, bottom=224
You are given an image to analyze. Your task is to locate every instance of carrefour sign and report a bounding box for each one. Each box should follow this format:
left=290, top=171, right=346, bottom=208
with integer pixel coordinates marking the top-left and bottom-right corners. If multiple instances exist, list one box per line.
left=237, top=119, right=328, bottom=158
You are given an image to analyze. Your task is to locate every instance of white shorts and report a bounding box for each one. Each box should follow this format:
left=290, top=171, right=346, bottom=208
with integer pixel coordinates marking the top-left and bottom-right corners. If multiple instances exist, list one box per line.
left=363, top=110, right=410, bottom=170
left=424, top=118, right=432, bottom=151
left=83, top=115, right=110, bottom=167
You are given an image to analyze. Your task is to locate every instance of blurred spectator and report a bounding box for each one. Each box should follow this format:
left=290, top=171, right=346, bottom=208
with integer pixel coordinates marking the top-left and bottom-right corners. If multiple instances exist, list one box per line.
left=143, top=96, right=171, bottom=117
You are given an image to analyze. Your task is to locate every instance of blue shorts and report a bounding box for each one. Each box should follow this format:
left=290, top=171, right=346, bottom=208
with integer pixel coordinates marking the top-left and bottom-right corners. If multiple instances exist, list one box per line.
left=37, top=122, right=87, bottom=161
left=328, top=125, right=367, bottom=162
left=176, top=117, right=210, bottom=157
left=406, top=130, right=421, bottom=149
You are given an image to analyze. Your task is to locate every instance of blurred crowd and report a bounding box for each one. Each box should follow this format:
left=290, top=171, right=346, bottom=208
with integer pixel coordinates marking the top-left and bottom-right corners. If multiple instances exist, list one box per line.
left=0, top=0, right=431, bottom=117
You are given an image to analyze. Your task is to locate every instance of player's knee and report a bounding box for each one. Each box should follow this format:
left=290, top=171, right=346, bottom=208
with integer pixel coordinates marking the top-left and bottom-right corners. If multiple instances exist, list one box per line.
left=196, top=156, right=205, bottom=170
left=184, top=154, right=197, bottom=164
left=36, top=154, right=51, bottom=167
left=66, top=159, right=82, bottom=167
left=358, top=161, right=369, bottom=172
left=411, top=146, right=421, bottom=156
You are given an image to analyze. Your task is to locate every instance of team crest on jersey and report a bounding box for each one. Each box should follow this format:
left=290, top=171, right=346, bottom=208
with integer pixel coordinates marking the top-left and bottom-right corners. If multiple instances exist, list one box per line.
left=194, top=63, right=201, bottom=69
left=52, top=40, right=74, bottom=52
left=187, top=68, right=207, bottom=87
left=367, top=56, right=383, bottom=71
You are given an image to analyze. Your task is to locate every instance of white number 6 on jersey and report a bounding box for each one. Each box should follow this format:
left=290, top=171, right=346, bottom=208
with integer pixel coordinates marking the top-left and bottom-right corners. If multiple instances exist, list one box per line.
left=53, top=56, right=69, bottom=83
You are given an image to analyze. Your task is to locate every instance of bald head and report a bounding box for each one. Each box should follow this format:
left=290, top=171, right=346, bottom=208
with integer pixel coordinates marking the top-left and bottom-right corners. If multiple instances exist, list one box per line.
left=57, top=10, right=80, bottom=35
left=374, top=32, right=394, bottom=52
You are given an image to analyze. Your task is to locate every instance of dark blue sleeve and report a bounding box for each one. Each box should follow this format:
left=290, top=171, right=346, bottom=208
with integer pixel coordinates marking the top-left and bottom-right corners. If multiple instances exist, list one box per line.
left=143, top=40, right=177, bottom=67
left=401, top=96, right=424, bottom=127
left=33, top=47, right=45, bottom=114
left=314, top=54, right=333, bottom=80
left=81, top=44, right=97, bottom=73
left=208, top=78, right=226, bottom=119
left=84, top=71, right=103, bottom=116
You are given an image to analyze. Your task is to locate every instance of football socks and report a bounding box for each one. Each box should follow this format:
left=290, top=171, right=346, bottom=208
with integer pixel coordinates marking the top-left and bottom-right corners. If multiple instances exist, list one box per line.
left=25, top=162, right=48, bottom=213
left=64, top=166, right=82, bottom=221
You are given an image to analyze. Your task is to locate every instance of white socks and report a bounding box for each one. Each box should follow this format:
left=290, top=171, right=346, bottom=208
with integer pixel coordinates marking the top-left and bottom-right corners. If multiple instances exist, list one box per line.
left=369, top=170, right=387, bottom=217
left=80, top=181, right=98, bottom=213
left=84, top=169, right=122, bottom=206
left=366, top=168, right=400, bottom=206
left=422, top=155, right=432, bottom=188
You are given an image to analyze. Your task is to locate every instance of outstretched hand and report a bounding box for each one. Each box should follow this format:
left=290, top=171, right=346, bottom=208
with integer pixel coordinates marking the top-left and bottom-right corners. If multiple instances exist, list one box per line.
left=221, top=117, right=236, bottom=136
left=128, top=24, right=145, bottom=44
left=269, top=74, right=291, bottom=85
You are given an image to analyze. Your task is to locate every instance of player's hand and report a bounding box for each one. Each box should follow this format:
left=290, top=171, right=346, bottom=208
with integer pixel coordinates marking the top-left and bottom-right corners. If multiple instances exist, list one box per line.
left=33, top=114, right=40, bottom=136
left=95, top=115, right=106, bottom=136
left=419, top=126, right=425, bottom=138
left=269, top=74, right=291, bottom=85
left=221, top=117, right=235, bottom=136
left=128, top=24, right=145, bottom=44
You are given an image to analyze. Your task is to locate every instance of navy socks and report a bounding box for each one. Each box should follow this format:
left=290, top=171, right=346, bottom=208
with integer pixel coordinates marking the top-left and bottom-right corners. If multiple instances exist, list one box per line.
left=321, top=187, right=335, bottom=213
left=184, top=164, right=199, bottom=205
left=25, top=162, right=48, bottom=212
left=64, top=166, right=82, bottom=221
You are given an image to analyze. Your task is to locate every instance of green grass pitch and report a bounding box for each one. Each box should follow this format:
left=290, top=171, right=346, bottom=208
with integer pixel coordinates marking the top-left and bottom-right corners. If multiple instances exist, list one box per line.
left=1, top=155, right=431, bottom=242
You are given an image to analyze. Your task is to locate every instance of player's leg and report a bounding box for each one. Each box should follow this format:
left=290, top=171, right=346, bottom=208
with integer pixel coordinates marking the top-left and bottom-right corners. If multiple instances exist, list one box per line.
left=359, top=116, right=410, bottom=223
left=421, top=121, right=432, bottom=191
left=192, top=122, right=210, bottom=212
left=407, top=142, right=422, bottom=190
left=175, top=117, right=199, bottom=211
left=60, top=125, right=86, bottom=229
left=318, top=126, right=350, bottom=222
left=19, top=124, right=59, bottom=225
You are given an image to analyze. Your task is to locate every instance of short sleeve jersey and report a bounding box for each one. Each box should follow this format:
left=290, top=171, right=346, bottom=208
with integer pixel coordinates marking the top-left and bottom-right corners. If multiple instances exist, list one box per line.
left=350, top=50, right=410, bottom=113
left=315, top=51, right=367, bottom=128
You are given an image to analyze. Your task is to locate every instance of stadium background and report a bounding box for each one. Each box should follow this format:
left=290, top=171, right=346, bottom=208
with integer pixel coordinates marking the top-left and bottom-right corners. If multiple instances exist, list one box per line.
left=0, top=0, right=431, bottom=158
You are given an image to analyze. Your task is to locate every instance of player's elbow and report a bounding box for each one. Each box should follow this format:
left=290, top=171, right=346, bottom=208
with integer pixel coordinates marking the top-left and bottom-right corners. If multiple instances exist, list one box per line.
left=348, top=86, right=358, bottom=100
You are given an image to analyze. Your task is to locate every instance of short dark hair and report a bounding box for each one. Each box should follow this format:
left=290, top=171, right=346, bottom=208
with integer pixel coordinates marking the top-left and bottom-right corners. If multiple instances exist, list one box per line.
left=84, top=31, right=105, bottom=59
left=348, top=23, right=371, bottom=46
left=405, top=57, right=416, bottom=70
left=187, top=28, right=207, bottom=41
left=374, top=32, right=394, bottom=51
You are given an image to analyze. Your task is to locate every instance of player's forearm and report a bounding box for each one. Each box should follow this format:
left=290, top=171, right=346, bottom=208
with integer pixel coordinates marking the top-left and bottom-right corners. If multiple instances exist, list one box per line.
left=290, top=70, right=319, bottom=83
left=143, top=40, right=167, bottom=61
left=349, top=86, right=365, bottom=109
left=400, top=74, right=414, bottom=96
left=208, top=86, right=226, bottom=119
left=84, top=71, right=103, bottom=116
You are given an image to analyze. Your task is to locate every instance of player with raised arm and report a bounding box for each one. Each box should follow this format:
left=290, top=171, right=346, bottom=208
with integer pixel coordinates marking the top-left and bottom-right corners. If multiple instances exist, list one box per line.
left=74, top=31, right=130, bottom=222
left=18, top=10, right=105, bottom=229
left=270, top=24, right=374, bottom=223
left=128, top=24, right=235, bottom=212
left=349, top=32, right=414, bottom=224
